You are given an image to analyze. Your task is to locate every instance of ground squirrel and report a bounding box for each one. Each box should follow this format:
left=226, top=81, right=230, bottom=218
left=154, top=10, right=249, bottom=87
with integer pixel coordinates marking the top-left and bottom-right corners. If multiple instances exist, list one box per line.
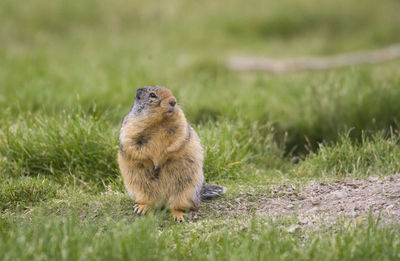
left=118, top=86, right=225, bottom=221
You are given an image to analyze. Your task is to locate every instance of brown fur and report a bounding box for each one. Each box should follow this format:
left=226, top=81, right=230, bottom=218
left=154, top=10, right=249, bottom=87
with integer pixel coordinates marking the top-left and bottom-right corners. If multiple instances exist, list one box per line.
left=118, top=87, right=204, bottom=221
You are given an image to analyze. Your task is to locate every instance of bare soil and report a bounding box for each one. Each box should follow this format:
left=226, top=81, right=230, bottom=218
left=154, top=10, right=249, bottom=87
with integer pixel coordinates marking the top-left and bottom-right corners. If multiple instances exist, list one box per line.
left=189, top=175, right=400, bottom=225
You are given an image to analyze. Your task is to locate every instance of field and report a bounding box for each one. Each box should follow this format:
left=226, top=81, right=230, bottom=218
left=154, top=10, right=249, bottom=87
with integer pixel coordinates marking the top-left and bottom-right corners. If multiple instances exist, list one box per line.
left=1, top=0, right=400, bottom=260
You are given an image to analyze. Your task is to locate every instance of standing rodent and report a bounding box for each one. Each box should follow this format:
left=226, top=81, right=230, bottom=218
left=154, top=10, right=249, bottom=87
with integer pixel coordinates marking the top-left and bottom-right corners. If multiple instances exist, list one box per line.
left=118, top=86, right=225, bottom=221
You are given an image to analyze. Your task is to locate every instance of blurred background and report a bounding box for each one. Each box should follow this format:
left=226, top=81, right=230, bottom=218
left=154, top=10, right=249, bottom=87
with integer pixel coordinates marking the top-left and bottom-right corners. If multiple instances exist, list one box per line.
left=1, top=0, right=400, bottom=180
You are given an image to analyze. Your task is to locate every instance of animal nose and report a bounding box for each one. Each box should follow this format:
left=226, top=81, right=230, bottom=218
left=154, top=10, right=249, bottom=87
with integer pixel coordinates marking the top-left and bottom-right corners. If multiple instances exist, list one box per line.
left=169, top=100, right=176, bottom=107
left=135, top=88, right=144, bottom=99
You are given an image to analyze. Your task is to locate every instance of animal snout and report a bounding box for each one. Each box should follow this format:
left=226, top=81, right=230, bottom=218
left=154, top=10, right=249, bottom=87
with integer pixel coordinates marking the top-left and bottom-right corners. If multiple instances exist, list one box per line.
left=136, top=87, right=145, bottom=94
left=169, top=100, right=176, bottom=107
left=135, top=88, right=145, bottom=100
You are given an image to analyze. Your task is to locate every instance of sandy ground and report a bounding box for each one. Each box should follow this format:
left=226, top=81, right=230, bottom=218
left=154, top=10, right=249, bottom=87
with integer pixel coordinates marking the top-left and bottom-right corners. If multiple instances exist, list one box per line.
left=190, top=175, right=400, bottom=226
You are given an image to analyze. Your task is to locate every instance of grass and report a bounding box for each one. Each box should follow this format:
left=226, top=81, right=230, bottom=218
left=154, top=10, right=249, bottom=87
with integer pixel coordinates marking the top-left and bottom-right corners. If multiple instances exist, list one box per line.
left=0, top=110, right=118, bottom=183
left=293, top=132, right=400, bottom=179
left=1, top=0, right=400, bottom=259
left=0, top=215, right=399, bottom=261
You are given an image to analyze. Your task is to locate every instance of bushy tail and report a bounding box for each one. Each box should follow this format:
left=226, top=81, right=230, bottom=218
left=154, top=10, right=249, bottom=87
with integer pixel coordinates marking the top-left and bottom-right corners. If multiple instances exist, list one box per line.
left=200, top=185, right=226, bottom=200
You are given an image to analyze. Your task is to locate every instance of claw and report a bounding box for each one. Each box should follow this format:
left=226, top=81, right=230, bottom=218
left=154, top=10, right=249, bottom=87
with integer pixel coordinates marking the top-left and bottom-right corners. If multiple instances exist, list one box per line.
left=151, top=166, right=160, bottom=180
left=133, top=204, right=149, bottom=215
left=174, top=216, right=184, bottom=222
left=172, top=210, right=185, bottom=222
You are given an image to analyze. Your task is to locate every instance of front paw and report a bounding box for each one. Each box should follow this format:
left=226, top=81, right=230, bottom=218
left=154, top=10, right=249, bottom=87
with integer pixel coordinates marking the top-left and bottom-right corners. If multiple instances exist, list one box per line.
left=151, top=166, right=160, bottom=180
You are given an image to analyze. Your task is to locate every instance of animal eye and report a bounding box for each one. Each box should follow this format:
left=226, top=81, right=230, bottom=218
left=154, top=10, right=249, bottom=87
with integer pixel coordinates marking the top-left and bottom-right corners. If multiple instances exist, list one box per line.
left=149, top=93, right=157, bottom=98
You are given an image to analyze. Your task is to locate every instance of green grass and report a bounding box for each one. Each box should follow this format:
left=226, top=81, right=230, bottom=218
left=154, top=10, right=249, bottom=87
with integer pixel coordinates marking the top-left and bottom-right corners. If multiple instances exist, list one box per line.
left=294, top=132, right=400, bottom=180
left=1, top=0, right=400, bottom=259
left=0, top=215, right=399, bottom=261
left=0, top=110, right=118, bottom=184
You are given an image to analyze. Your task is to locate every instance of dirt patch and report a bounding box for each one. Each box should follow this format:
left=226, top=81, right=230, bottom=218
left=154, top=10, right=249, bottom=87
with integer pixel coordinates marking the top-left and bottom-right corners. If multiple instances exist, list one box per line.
left=189, top=175, right=400, bottom=225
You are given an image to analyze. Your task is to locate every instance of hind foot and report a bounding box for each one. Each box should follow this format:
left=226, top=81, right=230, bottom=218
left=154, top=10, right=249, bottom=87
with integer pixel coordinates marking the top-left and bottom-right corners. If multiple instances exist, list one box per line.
left=172, top=209, right=185, bottom=222
left=133, top=204, right=150, bottom=215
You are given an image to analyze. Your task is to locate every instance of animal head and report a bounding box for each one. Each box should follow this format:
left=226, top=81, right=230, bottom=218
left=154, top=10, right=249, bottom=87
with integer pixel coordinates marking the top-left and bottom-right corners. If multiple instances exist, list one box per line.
left=132, top=86, right=178, bottom=117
